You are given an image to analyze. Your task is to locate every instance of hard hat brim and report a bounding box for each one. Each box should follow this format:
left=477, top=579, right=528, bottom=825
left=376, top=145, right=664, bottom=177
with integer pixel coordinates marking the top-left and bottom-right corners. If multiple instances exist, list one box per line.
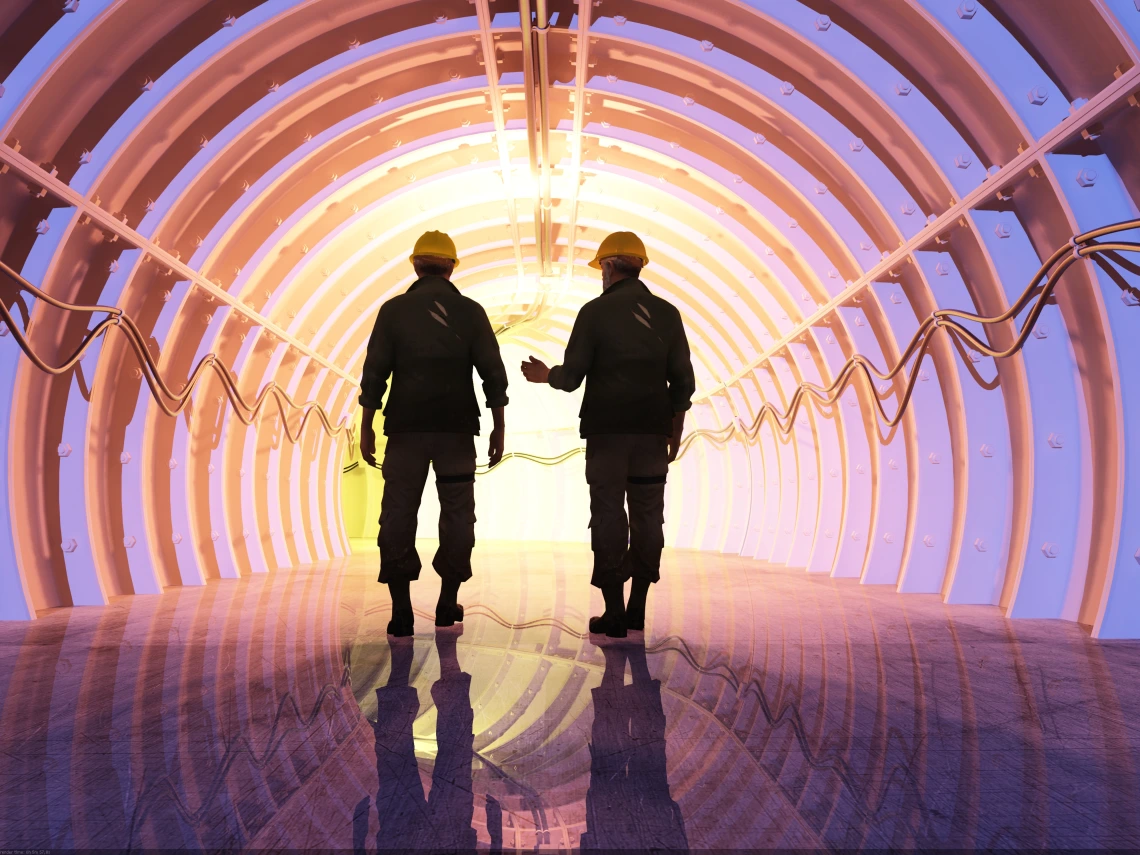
left=588, top=252, right=648, bottom=271
left=409, top=252, right=459, bottom=267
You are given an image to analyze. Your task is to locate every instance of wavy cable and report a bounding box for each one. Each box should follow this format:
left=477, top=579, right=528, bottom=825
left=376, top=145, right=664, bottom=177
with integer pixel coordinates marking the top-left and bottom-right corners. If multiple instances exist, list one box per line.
left=448, top=219, right=1140, bottom=467
left=0, top=259, right=354, bottom=446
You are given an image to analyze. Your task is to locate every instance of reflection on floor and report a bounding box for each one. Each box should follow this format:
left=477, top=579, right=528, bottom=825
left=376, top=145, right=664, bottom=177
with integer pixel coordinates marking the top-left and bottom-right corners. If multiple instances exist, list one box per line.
left=1, top=542, right=1139, bottom=850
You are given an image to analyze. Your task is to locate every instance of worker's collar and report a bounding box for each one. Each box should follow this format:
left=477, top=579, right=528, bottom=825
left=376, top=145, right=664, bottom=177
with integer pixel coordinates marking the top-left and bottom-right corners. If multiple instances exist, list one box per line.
left=601, top=276, right=645, bottom=295
left=407, top=275, right=460, bottom=295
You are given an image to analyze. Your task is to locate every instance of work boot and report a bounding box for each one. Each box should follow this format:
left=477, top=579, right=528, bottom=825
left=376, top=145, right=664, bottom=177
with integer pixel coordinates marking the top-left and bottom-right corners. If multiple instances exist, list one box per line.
left=387, top=610, right=415, bottom=638
left=625, top=577, right=652, bottom=632
left=589, top=584, right=627, bottom=638
left=387, top=579, right=415, bottom=638
left=436, top=578, right=465, bottom=628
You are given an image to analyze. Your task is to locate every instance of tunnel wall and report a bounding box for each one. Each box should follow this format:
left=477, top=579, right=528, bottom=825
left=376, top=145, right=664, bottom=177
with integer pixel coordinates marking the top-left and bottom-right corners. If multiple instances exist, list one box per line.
left=0, top=0, right=1138, bottom=637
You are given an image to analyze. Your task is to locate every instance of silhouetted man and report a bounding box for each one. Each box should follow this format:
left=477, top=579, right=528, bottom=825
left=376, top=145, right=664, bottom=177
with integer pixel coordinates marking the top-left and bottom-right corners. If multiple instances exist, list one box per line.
left=360, top=231, right=508, bottom=637
left=522, top=232, right=695, bottom=637
left=581, top=643, right=688, bottom=850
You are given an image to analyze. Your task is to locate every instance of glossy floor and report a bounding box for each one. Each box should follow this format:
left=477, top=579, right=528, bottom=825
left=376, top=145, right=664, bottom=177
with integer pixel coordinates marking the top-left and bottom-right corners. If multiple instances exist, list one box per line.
left=1, top=542, right=1138, bottom=851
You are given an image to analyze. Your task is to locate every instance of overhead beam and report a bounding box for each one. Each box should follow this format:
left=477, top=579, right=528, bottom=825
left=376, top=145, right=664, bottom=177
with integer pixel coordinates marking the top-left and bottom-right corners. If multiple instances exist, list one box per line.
left=563, top=0, right=594, bottom=271
left=534, top=0, right=554, bottom=276
left=475, top=0, right=526, bottom=280
left=0, top=142, right=358, bottom=384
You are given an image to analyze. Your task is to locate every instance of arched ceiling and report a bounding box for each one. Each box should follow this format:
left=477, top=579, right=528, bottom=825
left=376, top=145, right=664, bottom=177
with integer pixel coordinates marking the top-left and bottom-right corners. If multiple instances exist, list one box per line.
left=1, top=0, right=1139, bottom=636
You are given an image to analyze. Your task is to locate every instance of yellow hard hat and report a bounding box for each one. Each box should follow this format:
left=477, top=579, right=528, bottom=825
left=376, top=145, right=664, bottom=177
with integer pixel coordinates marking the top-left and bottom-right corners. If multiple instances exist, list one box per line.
left=589, top=231, right=650, bottom=270
left=409, top=230, right=459, bottom=266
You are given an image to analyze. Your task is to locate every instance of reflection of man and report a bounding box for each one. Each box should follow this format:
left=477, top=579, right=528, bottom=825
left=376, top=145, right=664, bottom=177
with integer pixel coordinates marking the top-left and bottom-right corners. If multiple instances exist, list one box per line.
left=359, top=231, right=508, bottom=637
left=581, top=644, right=688, bottom=851
left=372, top=635, right=476, bottom=851
left=522, top=232, right=695, bottom=637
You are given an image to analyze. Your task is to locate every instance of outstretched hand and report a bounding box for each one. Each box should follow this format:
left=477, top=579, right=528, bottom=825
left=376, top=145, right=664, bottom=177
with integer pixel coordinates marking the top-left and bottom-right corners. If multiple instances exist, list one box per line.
left=521, top=356, right=550, bottom=384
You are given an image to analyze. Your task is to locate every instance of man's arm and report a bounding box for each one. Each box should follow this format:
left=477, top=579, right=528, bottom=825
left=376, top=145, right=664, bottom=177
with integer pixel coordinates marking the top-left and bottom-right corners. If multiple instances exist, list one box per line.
left=358, top=307, right=394, bottom=467
left=666, top=317, right=696, bottom=462
left=471, top=308, right=508, bottom=466
left=522, top=308, right=593, bottom=390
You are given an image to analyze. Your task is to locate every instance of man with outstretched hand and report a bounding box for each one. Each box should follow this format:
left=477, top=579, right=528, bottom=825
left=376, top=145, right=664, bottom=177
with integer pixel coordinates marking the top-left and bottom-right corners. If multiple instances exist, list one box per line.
left=521, top=232, right=695, bottom=638
left=359, top=230, right=507, bottom=638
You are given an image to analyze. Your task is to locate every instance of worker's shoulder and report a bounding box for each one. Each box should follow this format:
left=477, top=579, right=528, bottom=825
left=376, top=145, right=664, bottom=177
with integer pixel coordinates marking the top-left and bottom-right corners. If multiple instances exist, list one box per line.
left=451, top=290, right=493, bottom=318
left=642, top=287, right=683, bottom=319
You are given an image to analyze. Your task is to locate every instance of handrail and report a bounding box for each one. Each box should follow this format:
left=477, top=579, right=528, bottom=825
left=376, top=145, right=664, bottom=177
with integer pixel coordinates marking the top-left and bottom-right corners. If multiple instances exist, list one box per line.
left=0, top=260, right=354, bottom=445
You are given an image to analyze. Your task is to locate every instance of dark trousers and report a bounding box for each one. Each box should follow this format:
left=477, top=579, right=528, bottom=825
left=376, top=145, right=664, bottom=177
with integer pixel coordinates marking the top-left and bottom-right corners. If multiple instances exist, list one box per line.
left=378, top=432, right=477, bottom=584
left=585, top=433, right=670, bottom=589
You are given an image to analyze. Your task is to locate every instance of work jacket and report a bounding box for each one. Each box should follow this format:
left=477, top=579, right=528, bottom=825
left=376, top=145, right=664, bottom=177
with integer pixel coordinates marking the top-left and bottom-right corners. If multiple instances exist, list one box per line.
left=359, top=277, right=508, bottom=435
left=549, top=278, right=695, bottom=436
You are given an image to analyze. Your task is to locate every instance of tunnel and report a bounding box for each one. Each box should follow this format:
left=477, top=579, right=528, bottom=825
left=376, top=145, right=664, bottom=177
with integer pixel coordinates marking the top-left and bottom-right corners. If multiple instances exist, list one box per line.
left=1, top=0, right=1140, bottom=850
